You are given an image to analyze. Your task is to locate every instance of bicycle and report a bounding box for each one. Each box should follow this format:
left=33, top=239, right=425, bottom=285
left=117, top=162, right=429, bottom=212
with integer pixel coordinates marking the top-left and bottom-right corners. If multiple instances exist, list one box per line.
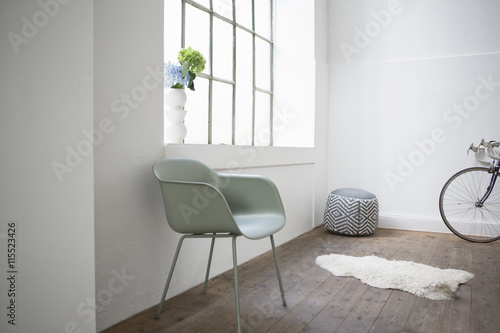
left=439, top=139, right=500, bottom=242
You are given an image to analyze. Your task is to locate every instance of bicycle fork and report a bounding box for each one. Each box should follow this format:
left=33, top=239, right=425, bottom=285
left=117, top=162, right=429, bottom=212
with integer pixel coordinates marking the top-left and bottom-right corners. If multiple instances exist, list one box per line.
left=477, top=160, right=500, bottom=207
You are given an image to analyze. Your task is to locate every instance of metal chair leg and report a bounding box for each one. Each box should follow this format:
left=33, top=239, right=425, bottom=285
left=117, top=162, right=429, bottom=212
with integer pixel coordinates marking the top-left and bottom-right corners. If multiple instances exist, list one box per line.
left=232, top=236, right=241, bottom=333
left=202, top=235, right=216, bottom=294
left=156, top=235, right=186, bottom=319
left=270, top=235, right=287, bottom=306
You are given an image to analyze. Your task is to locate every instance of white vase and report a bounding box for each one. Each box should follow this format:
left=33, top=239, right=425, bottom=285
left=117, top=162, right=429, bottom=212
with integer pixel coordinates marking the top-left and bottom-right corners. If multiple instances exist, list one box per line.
left=164, top=88, right=188, bottom=143
left=164, top=88, right=187, bottom=109
left=165, top=109, right=187, bottom=143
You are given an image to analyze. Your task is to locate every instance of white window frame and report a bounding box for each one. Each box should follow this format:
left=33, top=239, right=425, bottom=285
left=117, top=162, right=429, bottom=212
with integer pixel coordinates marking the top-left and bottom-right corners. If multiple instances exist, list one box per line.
left=178, top=0, right=275, bottom=145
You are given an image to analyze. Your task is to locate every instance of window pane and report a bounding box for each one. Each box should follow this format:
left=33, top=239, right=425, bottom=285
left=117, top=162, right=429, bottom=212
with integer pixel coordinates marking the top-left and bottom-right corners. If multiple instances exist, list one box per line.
left=235, top=0, right=252, bottom=30
left=164, top=0, right=182, bottom=61
left=185, top=5, right=210, bottom=70
left=184, top=79, right=209, bottom=143
left=254, top=92, right=271, bottom=146
left=255, top=38, right=271, bottom=90
left=163, top=1, right=182, bottom=62
left=213, top=18, right=233, bottom=81
left=255, top=0, right=271, bottom=39
left=235, top=28, right=253, bottom=145
left=212, top=82, right=233, bottom=144
left=213, top=0, right=233, bottom=20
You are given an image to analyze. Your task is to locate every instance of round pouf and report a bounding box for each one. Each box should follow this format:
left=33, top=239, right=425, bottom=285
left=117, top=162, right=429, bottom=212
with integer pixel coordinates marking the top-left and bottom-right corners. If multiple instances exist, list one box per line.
left=324, top=188, right=379, bottom=236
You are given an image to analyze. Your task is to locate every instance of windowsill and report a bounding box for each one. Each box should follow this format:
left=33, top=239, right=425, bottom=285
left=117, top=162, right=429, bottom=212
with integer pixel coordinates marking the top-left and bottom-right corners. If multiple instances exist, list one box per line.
left=163, top=143, right=315, bottom=170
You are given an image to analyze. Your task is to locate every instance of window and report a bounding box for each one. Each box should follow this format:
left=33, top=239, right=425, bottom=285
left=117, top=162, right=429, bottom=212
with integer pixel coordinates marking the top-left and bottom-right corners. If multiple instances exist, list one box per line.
left=164, top=0, right=275, bottom=146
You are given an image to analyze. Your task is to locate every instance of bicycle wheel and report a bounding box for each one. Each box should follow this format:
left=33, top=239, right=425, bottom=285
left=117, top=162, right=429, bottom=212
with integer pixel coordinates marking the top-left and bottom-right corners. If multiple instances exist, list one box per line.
left=439, top=167, right=500, bottom=242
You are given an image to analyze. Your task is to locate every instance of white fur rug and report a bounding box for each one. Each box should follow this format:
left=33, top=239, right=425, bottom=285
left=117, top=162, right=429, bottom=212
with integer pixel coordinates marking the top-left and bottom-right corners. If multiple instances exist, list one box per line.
left=316, top=254, right=474, bottom=301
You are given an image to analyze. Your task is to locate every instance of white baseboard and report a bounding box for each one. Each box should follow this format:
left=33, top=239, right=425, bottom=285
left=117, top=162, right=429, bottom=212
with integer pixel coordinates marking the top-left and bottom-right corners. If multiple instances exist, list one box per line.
left=378, top=214, right=452, bottom=234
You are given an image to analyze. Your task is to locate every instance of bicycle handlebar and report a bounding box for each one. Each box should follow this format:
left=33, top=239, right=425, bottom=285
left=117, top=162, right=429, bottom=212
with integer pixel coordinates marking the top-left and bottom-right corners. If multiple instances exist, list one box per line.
left=479, top=139, right=500, bottom=148
left=469, top=139, right=500, bottom=161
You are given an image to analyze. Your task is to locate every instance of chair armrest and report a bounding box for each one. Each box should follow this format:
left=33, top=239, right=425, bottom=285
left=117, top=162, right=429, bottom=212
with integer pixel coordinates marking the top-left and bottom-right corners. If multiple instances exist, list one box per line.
left=218, top=174, right=286, bottom=217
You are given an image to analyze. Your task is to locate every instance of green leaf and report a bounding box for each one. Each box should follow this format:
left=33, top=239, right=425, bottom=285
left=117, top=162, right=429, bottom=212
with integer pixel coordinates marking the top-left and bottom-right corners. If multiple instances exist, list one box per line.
left=181, top=62, right=189, bottom=78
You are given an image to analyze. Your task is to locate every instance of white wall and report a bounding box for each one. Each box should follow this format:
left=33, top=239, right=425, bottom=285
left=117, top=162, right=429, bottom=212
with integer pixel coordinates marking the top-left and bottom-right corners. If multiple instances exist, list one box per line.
left=0, top=0, right=95, bottom=332
left=327, top=0, right=500, bottom=232
left=93, top=1, right=165, bottom=331
left=94, top=0, right=326, bottom=331
left=314, top=0, right=330, bottom=226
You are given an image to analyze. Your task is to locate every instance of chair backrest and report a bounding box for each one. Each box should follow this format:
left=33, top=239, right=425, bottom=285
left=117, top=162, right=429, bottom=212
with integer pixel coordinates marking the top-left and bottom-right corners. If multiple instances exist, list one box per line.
left=153, top=158, right=221, bottom=188
left=153, top=158, right=242, bottom=235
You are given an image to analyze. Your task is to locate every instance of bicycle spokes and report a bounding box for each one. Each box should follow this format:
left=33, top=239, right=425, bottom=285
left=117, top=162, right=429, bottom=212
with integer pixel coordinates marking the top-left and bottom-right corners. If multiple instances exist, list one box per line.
left=439, top=167, right=500, bottom=242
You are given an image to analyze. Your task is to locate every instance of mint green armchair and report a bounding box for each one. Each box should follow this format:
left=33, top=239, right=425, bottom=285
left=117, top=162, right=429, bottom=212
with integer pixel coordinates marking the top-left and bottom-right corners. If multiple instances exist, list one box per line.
left=153, top=158, right=287, bottom=332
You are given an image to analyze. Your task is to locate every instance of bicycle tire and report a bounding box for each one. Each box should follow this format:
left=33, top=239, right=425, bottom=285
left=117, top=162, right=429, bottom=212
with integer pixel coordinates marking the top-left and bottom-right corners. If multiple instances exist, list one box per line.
left=439, top=167, right=500, bottom=242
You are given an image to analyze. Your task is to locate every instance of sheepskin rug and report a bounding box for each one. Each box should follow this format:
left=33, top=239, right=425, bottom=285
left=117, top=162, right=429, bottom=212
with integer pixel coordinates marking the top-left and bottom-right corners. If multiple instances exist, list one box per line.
left=315, top=254, right=474, bottom=301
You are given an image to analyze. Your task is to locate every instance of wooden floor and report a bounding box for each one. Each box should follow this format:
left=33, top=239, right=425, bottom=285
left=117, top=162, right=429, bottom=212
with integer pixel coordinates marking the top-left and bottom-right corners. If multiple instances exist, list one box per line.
left=102, top=227, right=500, bottom=333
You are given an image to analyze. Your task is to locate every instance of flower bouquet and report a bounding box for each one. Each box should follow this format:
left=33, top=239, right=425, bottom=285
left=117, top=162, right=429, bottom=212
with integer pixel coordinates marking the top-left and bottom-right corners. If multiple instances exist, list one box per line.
left=164, top=47, right=206, bottom=91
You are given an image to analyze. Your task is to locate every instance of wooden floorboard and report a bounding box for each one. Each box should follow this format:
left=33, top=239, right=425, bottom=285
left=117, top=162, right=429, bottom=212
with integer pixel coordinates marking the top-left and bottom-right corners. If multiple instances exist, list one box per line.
left=101, top=227, right=500, bottom=333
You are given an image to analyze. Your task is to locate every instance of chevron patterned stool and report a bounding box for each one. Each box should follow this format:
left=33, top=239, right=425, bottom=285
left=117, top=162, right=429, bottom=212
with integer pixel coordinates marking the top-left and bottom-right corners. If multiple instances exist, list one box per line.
left=324, top=188, right=379, bottom=236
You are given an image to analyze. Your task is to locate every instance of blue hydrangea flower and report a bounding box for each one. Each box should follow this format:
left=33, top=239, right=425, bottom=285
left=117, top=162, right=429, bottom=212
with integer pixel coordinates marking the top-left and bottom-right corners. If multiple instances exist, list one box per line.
left=164, top=61, right=191, bottom=88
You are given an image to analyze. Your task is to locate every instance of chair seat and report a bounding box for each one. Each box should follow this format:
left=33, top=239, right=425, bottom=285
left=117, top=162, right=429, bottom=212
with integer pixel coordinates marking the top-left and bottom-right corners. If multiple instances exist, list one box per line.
left=233, top=214, right=285, bottom=240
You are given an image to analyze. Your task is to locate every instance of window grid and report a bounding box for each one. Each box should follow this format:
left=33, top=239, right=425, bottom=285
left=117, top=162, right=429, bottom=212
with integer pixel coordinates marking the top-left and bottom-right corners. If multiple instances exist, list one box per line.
left=181, top=0, right=274, bottom=145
